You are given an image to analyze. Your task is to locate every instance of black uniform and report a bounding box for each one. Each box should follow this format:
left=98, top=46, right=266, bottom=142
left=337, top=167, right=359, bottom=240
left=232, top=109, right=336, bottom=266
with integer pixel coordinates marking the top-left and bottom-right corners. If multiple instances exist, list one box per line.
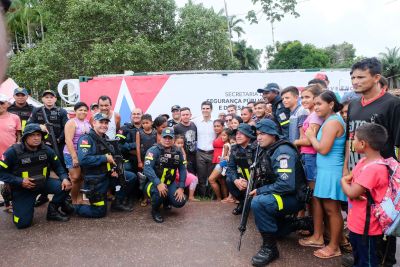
left=7, top=102, right=34, bottom=131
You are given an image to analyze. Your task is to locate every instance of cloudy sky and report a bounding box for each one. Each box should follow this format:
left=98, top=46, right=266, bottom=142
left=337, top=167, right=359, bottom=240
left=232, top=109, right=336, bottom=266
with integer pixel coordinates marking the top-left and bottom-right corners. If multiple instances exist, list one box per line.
left=175, top=0, right=400, bottom=68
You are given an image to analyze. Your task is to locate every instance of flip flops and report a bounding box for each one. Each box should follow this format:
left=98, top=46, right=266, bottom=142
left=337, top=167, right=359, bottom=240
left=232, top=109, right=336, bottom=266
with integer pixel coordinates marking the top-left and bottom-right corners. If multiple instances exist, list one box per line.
left=298, top=238, right=324, bottom=248
left=313, top=247, right=342, bottom=259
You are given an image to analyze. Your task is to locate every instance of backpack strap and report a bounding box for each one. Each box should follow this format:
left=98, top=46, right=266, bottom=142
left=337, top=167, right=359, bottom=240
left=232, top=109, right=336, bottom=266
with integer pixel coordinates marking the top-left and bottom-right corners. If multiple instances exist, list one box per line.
left=363, top=190, right=375, bottom=243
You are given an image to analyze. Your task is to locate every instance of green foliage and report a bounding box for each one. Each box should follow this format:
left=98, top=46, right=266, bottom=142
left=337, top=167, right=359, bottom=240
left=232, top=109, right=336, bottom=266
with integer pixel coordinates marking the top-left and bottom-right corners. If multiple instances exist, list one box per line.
left=247, top=0, right=299, bottom=24
left=7, top=0, right=237, bottom=96
left=324, top=42, right=356, bottom=68
left=233, top=40, right=262, bottom=70
left=380, top=47, right=400, bottom=88
left=267, top=40, right=329, bottom=69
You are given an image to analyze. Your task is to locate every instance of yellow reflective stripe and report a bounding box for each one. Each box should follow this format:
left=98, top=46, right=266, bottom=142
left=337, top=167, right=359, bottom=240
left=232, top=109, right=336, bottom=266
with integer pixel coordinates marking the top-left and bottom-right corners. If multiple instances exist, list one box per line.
left=79, top=145, right=91, bottom=148
left=160, top=168, right=175, bottom=184
left=45, top=134, right=49, bottom=139
left=43, top=167, right=47, bottom=176
left=106, top=163, right=111, bottom=171
left=147, top=182, right=153, bottom=197
left=277, top=169, right=292, bottom=173
left=14, top=215, right=20, bottom=223
left=124, top=159, right=129, bottom=163
left=0, top=161, right=8, bottom=168
left=21, top=120, right=27, bottom=131
left=280, top=120, right=290, bottom=126
left=273, top=194, right=283, bottom=211
left=22, top=171, right=29, bottom=179
left=116, top=134, right=126, bottom=139
left=244, top=168, right=250, bottom=180
left=183, top=160, right=187, bottom=165
left=92, top=201, right=105, bottom=206
left=54, top=156, right=58, bottom=160
left=145, top=156, right=153, bottom=160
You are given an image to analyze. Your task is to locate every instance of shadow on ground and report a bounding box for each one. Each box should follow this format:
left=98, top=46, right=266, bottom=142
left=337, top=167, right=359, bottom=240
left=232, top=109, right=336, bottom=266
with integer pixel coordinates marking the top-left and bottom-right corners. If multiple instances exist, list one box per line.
left=0, top=201, right=346, bottom=266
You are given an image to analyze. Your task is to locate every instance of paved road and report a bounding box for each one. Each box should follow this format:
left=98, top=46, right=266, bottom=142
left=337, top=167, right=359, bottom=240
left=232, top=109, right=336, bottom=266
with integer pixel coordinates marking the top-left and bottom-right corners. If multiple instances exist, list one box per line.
left=0, top=201, right=347, bottom=267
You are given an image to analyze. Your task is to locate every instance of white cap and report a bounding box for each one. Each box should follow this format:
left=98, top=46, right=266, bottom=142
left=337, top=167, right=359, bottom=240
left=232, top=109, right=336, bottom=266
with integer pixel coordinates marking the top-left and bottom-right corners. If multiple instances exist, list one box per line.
left=0, top=94, right=8, bottom=102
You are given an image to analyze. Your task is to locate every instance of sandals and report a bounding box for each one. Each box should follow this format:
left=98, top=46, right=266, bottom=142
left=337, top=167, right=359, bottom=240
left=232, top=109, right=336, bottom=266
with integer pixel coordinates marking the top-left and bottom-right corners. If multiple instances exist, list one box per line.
left=221, top=198, right=235, bottom=203
left=299, top=238, right=324, bottom=248
left=313, top=247, right=342, bottom=259
left=140, top=199, right=149, bottom=207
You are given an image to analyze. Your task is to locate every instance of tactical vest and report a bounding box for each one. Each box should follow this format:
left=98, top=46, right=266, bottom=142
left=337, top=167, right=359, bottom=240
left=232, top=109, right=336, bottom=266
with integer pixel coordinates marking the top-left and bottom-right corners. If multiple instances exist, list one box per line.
left=231, top=144, right=254, bottom=180
left=36, top=107, right=63, bottom=137
left=255, top=139, right=306, bottom=193
left=154, top=144, right=180, bottom=185
left=81, top=131, right=114, bottom=175
left=12, top=143, right=49, bottom=188
left=139, top=129, right=157, bottom=156
left=7, top=103, right=33, bottom=130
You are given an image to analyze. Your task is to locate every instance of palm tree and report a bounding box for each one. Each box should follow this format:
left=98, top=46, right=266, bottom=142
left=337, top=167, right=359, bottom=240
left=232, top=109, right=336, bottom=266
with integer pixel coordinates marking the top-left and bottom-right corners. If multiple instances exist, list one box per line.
left=229, top=15, right=245, bottom=39
left=380, top=47, right=400, bottom=89
left=233, top=40, right=262, bottom=70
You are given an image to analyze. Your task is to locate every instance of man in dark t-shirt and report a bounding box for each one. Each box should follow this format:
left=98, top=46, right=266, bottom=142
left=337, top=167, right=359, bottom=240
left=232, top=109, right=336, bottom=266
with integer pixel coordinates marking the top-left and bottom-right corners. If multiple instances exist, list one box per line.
left=173, top=107, right=197, bottom=174
left=343, top=58, right=400, bottom=267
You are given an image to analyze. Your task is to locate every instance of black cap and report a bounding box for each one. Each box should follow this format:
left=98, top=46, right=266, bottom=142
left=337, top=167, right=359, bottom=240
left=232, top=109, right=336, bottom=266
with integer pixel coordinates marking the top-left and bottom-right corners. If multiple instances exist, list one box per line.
left=171, top=105, right=181, bottom=112
left=13, top=88, right=29, bottom=96
left=257, top=83, right=280, bottom=94
left=41, top=90, right=57, bottom=97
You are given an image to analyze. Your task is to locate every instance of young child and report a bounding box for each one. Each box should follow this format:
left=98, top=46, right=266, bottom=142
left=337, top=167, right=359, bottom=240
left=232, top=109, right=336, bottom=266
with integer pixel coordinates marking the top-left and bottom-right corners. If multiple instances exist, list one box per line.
left=281, top=86, right=309, bottom=143
left=208, top=128, right=231, bottom=201
left=341, top=123, right=389, bottom=267
left=174, top=135, right=200, bottom=202
left=136, top=114, right=157, bottom=170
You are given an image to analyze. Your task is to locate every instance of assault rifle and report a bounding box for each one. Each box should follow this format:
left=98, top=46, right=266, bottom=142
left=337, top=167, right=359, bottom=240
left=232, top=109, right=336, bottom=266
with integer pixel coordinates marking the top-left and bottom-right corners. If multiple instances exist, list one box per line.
left=41, top=107, right=61, bottom=158
left=106, top=139, right=127, bottom=188
left=237, top=145, right=260, bottom=251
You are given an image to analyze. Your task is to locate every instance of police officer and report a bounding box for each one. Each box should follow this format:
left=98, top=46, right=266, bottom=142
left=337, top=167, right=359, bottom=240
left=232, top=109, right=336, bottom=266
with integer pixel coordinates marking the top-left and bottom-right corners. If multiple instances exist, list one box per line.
left=226, top=123, right=256, bottom=215
left=7, top=88, right=34, bottom=131
left=27, top=89, right=69, bottom=207
left=167, top=105, right=181, bottom=127
left=249, top=119, right=310, bottom=266
left=257, top=83, right=290, bottom=139
left=117, top=108, right=143, bottom=173
left=75, top=113, right=136, bottom=218
left=143, top=127, right=186, bottom=223
left=0, top=123, right=72, bottom=229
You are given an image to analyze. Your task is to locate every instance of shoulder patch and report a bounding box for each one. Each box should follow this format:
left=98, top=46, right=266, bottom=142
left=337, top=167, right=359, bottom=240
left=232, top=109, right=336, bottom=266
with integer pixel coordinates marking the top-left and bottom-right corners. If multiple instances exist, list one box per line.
left=81, top=139, right=88, bottom=145
left=279, top=159, right=288, bottom=169
left=280, top=173, right=289, bottom=180
left=276, top=154, right=290, bottom=161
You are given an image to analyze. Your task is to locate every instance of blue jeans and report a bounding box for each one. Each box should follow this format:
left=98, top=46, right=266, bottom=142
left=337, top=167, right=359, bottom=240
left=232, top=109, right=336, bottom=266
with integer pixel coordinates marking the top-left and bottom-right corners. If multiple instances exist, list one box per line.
left=349, top=231, right=380, bottom=267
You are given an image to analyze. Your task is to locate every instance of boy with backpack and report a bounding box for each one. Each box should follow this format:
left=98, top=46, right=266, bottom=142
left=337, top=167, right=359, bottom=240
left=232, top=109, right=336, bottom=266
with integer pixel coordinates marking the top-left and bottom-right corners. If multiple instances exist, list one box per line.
left=341, top=123, right=390, bottom=266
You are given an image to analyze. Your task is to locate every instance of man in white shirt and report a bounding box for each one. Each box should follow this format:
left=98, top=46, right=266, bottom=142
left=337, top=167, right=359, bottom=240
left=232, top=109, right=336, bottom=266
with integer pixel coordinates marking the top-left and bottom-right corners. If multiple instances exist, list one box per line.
left=194, top=101, right=216, bottom=197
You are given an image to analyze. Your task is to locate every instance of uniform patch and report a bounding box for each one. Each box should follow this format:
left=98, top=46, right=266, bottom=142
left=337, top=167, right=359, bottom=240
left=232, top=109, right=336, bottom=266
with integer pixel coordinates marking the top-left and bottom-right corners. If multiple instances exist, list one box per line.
left=82, top=148, right=88, bottom=153
left=146, top=152, right=153, bottom=158
left=279, top=159, right=288, bottom=169
left=174, top=155, right=180, bottom=160
left=21, top=158, right=31, bottom=164
left=39, top=155, right=47, bottom=161
left=276, top=154, right=290, bottom=161
left=280, top=173, right=289, bottom=180
left=145, top=160, right=150, bottom=165
left=81, top=139, right=88, bottom=145
left=279, top=113, right=287, bottom=120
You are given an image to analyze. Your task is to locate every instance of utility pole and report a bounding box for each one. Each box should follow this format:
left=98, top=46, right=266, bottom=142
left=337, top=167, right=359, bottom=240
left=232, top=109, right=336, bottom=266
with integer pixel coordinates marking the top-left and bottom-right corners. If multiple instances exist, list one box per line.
left=223, top=0, right=234, bottom=59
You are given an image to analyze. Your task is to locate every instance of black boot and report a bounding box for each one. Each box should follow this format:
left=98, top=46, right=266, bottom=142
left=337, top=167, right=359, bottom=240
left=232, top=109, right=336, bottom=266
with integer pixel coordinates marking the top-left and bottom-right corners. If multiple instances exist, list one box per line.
left=35, top=194, right=49, bottom=207
left=111, top=198, right=133, bottom=212
left=124, top=197, right=134, bottom=210
left=46, top=202, right=69, bottom=222
left=60, top=198, right=75, bottom=215
left=151, top=208, right=164, bottom=223
left=288, top=216, right=314, bottom=234
left=251, top=233, right=279, bottom=267
left=232, top=201, right=244, bottom=215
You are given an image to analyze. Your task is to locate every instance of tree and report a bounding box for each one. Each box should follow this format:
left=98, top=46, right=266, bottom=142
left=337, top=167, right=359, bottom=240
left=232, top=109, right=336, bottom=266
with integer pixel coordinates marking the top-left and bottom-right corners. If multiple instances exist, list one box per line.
left=229, top=15, right=245, bottom=39
left=380, top=47, right=400, bottom=89
left=233, top=40, right=261, bottom=70
left=267, top=40, right=330, bottom=69
left=324, top=42, right=356, bottom=68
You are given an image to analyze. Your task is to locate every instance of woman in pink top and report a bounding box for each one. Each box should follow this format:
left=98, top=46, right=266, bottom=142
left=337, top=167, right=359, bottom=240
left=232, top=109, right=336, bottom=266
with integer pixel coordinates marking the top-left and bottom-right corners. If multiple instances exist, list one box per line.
left=64, top=102, right=91, bottom=204
left=294, top=84, right=323, bottom=219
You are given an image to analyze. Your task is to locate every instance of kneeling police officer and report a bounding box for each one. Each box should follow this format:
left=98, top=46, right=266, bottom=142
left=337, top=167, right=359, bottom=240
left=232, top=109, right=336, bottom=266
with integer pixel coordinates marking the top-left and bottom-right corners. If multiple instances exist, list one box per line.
left=0, top=123, right=72, bottom=229
left=143, top=127, right=186, bottom=223
left=75, top=113, right=136, bottom=218
left=249, top=119, right=311, bottom=266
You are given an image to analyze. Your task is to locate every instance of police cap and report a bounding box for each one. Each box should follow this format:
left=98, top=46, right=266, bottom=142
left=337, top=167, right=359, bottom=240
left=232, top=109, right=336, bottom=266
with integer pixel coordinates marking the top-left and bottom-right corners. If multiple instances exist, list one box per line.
left=93, top=113, right=111, bottom=122
left=161, top=127, right=175, bottom=138
left=256, top=119, right=282, bottom=138
left=237, top=123, right=255, bottom=139
left=41, top=90, right=57, bottom=97
left=22, top=123, right=45, bottom=140
left=257, top=83, right=280, bottom=94
left=13, top=88, right=29, bottom=96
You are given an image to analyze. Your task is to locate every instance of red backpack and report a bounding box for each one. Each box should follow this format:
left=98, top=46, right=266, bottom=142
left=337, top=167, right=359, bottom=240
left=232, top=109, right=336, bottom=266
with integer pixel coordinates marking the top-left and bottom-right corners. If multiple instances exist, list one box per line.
left=363, top=157, right=400, bottom=237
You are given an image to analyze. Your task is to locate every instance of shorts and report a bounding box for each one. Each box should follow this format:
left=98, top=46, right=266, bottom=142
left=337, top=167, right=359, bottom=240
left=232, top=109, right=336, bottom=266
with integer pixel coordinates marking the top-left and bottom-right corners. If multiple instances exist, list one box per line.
left=214, top=164, right=222, bottom=171
left=64, top=153, right=74, bottom=169
left=301, top=153, right=317, bottom=182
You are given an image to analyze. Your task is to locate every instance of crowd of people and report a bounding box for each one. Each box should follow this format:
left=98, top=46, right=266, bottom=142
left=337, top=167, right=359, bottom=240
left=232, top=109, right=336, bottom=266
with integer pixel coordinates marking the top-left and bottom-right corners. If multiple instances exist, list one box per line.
left=1, top=3, right=400, bottom=266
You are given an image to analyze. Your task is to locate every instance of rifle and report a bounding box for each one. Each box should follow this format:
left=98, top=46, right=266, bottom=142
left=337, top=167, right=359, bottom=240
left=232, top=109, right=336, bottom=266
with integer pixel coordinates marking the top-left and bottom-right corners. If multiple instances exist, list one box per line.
left=237, top=144, right=260, bottom=251
left=106, top=139, right=127, bottom=189
left=41, top=106, right=61, bottom=158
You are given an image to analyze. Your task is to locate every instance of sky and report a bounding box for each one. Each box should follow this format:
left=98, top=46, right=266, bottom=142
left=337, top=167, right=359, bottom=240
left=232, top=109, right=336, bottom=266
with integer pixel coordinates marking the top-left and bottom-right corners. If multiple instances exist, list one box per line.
left=175, top=0, right=400, bottom=68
